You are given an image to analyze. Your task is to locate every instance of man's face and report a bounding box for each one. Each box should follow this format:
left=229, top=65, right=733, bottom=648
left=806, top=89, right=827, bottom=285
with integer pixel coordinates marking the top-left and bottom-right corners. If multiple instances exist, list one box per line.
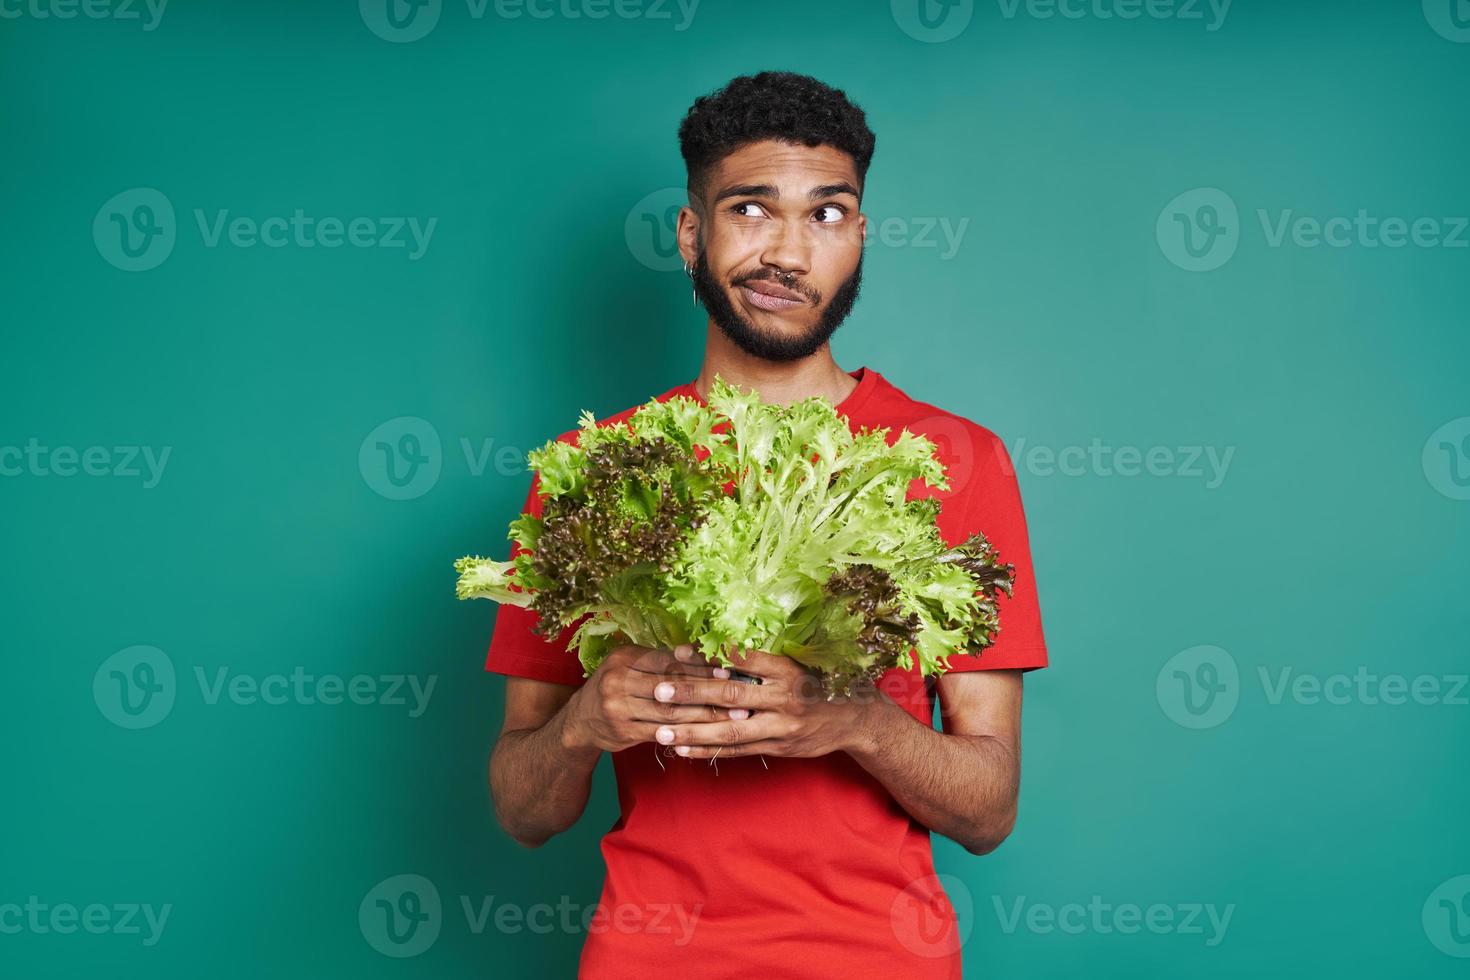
left=678, top=140, right=867, bottom=362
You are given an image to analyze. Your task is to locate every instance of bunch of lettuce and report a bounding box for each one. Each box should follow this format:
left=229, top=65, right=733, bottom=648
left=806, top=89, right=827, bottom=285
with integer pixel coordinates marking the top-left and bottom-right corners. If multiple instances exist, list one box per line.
left=455, top=378, right=1014, bottom=697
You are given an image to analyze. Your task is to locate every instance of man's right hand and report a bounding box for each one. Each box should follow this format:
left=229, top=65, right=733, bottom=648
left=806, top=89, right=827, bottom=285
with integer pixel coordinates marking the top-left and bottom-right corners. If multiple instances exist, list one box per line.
left=562, top=644, right=748, bottom=753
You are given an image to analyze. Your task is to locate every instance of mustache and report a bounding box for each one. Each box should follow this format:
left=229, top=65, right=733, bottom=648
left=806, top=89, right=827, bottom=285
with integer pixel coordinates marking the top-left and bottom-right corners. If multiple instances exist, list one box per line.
left=732, top=267, right=821, bottom=304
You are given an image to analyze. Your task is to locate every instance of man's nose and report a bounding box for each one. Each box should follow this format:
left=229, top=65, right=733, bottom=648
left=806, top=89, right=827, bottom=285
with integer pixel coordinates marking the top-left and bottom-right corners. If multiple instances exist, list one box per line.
left=758, top=220, right=812, bottom=278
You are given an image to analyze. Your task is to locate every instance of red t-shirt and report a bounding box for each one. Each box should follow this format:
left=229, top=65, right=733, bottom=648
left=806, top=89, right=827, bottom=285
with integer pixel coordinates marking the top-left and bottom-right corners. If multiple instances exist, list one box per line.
left=484, top=367, right=1048, bottom=979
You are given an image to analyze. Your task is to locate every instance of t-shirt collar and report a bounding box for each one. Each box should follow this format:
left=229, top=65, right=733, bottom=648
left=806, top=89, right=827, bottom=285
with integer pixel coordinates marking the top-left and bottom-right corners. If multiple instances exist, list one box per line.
left=680, top=366, right=880, bottom=417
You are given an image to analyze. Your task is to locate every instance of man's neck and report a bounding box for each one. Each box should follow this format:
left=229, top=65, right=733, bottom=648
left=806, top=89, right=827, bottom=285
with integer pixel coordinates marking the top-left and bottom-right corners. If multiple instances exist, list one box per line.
left=692, top=321, right=859, bottom=408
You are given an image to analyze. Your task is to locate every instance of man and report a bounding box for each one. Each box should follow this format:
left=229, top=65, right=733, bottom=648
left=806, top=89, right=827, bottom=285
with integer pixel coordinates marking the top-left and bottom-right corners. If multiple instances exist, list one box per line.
left=483, top=71, right=1047, bottom=978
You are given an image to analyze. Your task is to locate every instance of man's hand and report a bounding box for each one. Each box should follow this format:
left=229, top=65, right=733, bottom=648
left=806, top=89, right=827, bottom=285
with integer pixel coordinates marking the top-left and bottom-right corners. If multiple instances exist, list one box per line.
left=650, top=647, right=886, bottom=760
left=561, top=644, right=743, bottom=753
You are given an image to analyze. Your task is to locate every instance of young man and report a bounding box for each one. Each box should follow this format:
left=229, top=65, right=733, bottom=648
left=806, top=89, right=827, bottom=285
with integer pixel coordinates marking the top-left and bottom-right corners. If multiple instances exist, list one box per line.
left=483, top=72, right=1047, bottom=978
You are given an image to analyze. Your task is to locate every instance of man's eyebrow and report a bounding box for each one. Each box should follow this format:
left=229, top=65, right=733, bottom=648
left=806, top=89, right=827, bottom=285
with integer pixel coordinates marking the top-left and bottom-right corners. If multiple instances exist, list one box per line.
left=712, top=183, right=779, bottom=203
left=808, top=182, right=860, bottom=201
left=710, top=181, right=862, bottom=204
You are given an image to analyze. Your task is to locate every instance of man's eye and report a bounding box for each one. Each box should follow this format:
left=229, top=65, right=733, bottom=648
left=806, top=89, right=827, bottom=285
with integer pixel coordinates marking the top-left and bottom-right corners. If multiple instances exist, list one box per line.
left=730, top=202, right=768, bottom=218
left=813, top=206, right=846, bottom=224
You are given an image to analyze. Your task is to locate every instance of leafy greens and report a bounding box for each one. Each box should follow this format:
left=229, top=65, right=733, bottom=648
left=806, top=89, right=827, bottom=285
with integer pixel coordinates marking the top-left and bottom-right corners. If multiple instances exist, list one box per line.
left=455, top=378, right=1014, bottom=697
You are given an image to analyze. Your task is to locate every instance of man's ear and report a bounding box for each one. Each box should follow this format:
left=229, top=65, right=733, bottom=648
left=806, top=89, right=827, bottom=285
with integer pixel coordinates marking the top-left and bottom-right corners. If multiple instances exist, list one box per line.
left=676, top=201, right=701, bottom=267
left=855, top=211, right=868, bottom=250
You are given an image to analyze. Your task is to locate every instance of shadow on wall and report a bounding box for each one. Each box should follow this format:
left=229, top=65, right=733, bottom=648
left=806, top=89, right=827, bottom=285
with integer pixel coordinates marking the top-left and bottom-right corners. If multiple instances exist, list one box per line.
left=519, top=180, right=701, bottom=421
left=428, top=180, right=698, bottom=977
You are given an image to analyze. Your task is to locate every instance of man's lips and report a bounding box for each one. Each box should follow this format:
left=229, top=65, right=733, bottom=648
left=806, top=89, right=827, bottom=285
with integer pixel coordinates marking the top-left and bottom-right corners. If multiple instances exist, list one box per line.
left=737, top=278, right=808, bottom=312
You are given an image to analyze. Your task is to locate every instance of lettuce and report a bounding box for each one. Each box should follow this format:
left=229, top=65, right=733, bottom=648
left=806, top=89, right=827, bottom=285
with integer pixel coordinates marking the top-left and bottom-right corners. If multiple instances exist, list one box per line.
left=456, top=378, right=1013, bottom=697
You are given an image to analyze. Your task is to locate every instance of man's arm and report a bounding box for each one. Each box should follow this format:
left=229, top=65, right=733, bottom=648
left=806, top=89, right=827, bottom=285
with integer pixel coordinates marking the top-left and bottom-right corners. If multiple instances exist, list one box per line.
left=489, top=677, right=601, bottom=850
left=648, top=649, right=1025, bottom=855
left=845, top=669, right=1022, bottom=855
left=489, top=645, right=739, bottom=849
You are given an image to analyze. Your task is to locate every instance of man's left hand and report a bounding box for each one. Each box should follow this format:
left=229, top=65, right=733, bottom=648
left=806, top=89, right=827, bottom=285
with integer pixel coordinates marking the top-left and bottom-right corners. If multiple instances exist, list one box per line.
left=650, top=646, right=887, bottom=759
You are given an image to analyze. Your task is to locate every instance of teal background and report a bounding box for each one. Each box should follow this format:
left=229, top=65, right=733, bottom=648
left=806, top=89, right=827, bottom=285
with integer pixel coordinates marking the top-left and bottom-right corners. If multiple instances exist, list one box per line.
left=3, top=1, right=1468, bottom=977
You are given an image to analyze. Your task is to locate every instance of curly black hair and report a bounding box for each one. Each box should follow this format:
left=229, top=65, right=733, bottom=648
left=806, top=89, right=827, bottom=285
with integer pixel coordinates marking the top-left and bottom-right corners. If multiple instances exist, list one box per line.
left=678, top=71, right=876, bottom=202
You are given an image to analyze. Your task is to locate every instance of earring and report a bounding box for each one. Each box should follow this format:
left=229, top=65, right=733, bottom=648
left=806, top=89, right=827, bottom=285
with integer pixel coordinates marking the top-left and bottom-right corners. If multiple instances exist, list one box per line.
left=684, top=261, right=697, bottom=307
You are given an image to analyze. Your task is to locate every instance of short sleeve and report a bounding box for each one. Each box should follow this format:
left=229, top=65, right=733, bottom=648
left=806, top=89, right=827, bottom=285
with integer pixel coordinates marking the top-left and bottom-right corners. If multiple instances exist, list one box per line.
left=938, top=428, right=1049, bottom=672
left=483, top=474, right=588, bottom=687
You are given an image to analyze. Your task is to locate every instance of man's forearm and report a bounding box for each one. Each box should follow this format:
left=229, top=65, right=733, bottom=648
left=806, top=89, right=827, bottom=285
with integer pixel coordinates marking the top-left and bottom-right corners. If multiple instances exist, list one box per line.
left=489, top=693, right=602, bottom=848
left=845, top=695, right=1019, bottom=855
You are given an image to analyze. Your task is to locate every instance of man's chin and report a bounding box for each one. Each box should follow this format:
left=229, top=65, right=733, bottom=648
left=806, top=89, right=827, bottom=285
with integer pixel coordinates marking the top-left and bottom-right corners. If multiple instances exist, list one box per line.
left=733, top=293, right=813, bottom=328
left=713, top=310, right=833, bottom=363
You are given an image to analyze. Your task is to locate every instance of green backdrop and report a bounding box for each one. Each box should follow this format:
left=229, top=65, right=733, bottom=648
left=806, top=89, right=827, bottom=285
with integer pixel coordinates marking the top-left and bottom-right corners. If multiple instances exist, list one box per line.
left=3, top=1, right=1468, bottom=977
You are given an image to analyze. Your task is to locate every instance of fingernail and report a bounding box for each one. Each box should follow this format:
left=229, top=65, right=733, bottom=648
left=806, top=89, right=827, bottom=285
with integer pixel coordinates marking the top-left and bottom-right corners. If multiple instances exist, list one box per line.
left=675, top=745, right=690, bottom=756
left=655, top=682, right=675, bottom=702
left=674, top=644, right=692, bottom=661
left=657, top=726, right=675, bottom=744
left=729, top=708, right=750, bottom=720
left=713, top=668, right=731, bottom=679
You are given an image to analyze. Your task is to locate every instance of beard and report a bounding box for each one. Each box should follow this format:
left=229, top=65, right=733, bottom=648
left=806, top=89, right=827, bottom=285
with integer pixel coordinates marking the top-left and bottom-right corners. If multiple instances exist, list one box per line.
left=690, top=249, right=863, bottom=363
